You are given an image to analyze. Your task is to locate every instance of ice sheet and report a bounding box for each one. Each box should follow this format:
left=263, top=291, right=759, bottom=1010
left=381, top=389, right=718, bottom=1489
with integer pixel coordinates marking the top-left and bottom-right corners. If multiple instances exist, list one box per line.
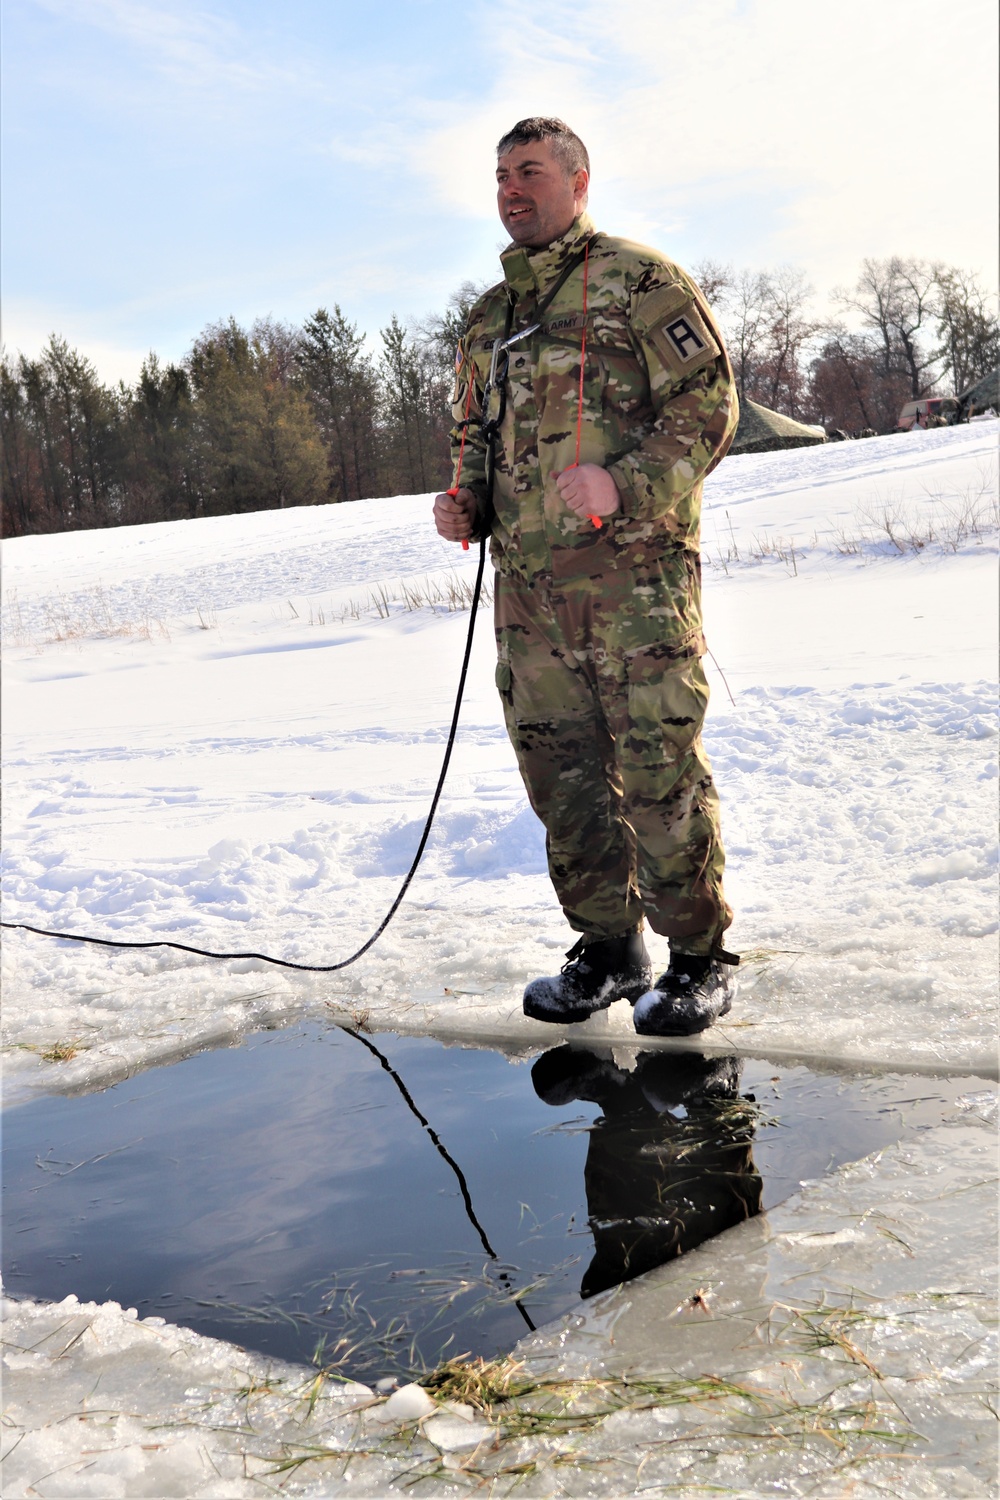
left=3, top=1098, right=995, bottom=1497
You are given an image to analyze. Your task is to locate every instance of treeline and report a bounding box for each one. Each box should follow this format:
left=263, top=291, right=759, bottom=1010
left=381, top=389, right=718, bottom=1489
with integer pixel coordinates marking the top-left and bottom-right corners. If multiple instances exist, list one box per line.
left=3, top=258, right=997, bottom=537
left=1, top=287, right=480, bottom=537
left=695, top=256, right=998, bottom=434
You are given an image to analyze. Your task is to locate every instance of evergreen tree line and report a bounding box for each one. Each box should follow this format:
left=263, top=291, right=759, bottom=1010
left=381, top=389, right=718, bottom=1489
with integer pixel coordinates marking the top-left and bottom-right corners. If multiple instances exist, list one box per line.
left=3, top=259, right=996, bottom=537
left=1, top=286, right=479, bottom=537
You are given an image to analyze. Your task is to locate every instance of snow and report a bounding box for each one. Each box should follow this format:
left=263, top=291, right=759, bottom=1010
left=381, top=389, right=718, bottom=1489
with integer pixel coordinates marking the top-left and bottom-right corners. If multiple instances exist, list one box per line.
left=3, top=422, right=997, bottom=1092
left=2, top=421, right=998, bottom=1495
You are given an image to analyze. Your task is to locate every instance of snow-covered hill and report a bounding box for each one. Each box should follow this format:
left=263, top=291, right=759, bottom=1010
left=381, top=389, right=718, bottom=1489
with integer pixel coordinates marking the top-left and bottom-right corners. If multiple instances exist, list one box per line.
left=2, top=422, right=997, bottom=1095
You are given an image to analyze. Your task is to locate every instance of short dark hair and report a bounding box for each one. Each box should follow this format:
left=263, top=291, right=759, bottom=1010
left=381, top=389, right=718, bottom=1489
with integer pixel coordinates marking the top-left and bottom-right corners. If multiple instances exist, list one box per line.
left=496, top=117, right=589, bottom=177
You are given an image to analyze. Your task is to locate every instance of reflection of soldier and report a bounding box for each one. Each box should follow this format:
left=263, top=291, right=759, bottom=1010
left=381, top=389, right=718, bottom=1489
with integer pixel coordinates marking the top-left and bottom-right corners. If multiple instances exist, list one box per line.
left=433, top=117, right=739, bottom=1036
left=532, top=1045, right=762, bottom=1299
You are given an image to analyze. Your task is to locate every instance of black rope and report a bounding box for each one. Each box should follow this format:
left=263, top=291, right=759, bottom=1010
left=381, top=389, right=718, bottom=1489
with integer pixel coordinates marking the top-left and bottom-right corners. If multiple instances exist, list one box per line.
left=1, top=531, right=490, bottom=974
left=337, top=1025, right=536, bottom=1332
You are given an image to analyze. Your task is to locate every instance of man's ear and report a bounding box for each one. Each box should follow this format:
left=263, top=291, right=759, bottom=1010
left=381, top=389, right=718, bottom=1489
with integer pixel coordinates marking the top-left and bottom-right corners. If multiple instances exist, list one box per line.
left=573, top=167, right=590, bottom=208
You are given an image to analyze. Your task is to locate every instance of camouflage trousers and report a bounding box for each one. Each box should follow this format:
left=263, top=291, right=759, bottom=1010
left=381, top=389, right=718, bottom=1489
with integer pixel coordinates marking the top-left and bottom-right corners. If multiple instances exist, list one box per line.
left=494, top=557, right=732, bottom=956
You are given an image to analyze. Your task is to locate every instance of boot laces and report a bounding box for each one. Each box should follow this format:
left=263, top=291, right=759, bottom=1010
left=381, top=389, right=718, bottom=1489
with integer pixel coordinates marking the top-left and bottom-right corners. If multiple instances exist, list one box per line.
left=561, top=936, right=592, bottom=973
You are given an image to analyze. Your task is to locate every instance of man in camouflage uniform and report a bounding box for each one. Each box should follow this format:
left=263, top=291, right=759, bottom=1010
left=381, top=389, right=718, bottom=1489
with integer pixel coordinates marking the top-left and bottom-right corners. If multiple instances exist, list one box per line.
left=433, top=118, right=739, bottom=1035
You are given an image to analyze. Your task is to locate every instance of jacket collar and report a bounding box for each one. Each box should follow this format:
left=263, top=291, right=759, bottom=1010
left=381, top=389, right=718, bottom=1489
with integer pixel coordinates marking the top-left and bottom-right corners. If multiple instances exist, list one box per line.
left=500, top=213, right=596, bottom=304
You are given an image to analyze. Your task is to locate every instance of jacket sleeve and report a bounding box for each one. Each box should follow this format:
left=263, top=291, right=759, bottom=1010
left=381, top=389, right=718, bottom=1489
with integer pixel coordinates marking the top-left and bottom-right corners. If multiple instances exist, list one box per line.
left=607, top=276, right=738, bottom=523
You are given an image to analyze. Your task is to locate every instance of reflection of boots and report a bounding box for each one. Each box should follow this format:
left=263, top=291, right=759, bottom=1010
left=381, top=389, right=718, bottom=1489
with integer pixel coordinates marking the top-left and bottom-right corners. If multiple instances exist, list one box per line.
left=636, top=1052, right=742, bottom=1114
left=531, top=1043, right=761, bottom=1301
left=530, top=1044, right=634, bottom=1108
left=523, top=933, right=652, bottom=1024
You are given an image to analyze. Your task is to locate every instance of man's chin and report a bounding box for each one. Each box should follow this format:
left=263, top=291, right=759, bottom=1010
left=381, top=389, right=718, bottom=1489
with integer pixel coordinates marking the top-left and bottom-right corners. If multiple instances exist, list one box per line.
left=503, top=215, right=542, bottom=244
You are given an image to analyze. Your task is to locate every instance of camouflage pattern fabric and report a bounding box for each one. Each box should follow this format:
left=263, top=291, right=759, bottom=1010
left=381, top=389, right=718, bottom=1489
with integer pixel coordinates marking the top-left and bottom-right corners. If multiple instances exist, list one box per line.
left=454, top=213, right=738, bottom=953
left=495, top=566, right=730, bottom=952
left=451, top=212, right=738, bottom=583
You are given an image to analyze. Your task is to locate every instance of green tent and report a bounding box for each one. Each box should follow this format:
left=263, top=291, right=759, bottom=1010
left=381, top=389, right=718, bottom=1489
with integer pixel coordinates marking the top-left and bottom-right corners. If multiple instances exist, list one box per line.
left=730, top=398, right=827, bottom=454
left=957, top=368, right=999, bottom=420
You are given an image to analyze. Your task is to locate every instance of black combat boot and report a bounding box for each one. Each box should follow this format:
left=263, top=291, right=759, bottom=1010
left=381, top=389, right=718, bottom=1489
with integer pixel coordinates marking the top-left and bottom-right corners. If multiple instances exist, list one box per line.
left=523, top=932, right=652, bottom=1025
left=632, top=951, right=738, bottom=1036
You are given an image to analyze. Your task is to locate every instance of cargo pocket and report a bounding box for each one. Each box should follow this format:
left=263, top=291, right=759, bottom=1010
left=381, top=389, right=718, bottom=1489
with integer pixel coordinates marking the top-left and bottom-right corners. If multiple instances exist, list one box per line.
left=624, top=638, right=708, bottom=788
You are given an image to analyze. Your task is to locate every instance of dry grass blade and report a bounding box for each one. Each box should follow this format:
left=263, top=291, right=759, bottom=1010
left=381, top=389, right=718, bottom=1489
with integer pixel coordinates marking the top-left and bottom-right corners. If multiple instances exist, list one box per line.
left=779, top=1302, right=884, bottom=1378
left=419, top=1355, right=528, bottom=1412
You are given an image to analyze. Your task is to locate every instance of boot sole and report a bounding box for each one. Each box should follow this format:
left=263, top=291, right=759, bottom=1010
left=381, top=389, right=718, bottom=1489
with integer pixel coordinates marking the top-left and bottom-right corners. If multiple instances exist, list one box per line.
left=523, top=973, right=652, bottom=1026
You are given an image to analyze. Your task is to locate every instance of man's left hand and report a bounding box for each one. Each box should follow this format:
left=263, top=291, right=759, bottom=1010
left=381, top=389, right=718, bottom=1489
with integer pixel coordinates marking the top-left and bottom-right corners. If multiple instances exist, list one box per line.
left=555, top=464, right=621, bottom=520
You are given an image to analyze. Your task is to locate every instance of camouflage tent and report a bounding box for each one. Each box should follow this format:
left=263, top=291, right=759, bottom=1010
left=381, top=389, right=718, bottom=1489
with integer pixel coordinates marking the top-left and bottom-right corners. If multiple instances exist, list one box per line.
left=957, top=368, right=999, bottom=419
left=730, top=398, right=827, bottom=454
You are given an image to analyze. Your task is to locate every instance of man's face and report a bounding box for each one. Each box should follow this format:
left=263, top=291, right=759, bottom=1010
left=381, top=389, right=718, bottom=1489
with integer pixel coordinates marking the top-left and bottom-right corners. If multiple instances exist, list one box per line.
left=496, top=139, right=588, bottom=249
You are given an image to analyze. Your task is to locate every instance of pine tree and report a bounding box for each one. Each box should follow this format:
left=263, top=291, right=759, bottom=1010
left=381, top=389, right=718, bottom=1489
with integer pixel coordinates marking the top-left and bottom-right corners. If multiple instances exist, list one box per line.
left=297, top=307, right=379, bottom=501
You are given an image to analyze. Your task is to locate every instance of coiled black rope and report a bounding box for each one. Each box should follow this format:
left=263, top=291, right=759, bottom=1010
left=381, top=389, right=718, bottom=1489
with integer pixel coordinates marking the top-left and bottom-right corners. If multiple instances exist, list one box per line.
left=1, top=532, right=489, bottom=974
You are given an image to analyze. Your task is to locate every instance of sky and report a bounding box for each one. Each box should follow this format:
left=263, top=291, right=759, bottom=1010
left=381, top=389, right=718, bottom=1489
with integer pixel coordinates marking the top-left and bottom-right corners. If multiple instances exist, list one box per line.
left=3, top=0, right=998, bottom=385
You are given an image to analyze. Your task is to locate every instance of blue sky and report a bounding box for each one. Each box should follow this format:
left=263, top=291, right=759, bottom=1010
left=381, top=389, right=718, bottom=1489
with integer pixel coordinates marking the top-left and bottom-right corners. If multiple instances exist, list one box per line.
left=4, top=0, right=997, bottom=383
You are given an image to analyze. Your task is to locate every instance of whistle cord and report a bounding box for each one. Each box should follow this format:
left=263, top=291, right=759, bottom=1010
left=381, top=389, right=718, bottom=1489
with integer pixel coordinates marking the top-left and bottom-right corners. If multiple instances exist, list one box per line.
left=1, top=528, right=491, bottom=974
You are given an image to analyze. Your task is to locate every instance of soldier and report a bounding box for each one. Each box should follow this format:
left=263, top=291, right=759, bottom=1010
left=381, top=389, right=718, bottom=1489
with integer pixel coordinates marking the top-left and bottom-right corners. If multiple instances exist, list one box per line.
left=433, top=117, right=739, bottom=1036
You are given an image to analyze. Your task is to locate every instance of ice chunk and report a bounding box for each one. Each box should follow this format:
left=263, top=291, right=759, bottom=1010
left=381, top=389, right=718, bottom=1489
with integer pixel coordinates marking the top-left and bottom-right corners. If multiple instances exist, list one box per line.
left=377, top=1381, right=436, bottom=1423
left=423, top=1407, right=494, bottom=1452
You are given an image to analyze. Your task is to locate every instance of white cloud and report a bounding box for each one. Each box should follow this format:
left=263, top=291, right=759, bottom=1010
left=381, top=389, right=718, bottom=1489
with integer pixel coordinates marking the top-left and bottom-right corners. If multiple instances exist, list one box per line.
left=32, top=0, right=292, bottom=91
left=410, top=0, right=999, bottom=292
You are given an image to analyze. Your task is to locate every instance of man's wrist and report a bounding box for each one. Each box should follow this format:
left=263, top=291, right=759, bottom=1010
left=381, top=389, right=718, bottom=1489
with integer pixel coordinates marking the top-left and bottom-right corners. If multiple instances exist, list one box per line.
left=606, top=461, right=639, bottom=518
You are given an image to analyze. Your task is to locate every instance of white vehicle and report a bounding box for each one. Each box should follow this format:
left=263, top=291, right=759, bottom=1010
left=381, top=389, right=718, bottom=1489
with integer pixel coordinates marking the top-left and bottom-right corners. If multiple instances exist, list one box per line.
left=897, top=396, right=958, bottom=431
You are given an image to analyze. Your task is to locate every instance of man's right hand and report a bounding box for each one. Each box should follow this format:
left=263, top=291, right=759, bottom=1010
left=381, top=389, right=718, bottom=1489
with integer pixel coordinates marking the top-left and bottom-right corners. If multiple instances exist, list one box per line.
left=433, top=487, right=477, bottom=543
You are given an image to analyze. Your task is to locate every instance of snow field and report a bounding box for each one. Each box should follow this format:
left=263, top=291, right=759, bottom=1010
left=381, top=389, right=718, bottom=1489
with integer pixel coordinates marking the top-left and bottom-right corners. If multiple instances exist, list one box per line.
left=3, top=423, right=997, bottom=1090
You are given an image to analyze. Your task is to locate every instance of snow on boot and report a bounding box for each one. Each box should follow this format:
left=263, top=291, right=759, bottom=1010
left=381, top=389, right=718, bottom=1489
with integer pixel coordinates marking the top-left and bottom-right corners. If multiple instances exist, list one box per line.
left=633, top=953, right=737, bottom=1036
left=523, top=932, right=652, bottom=1025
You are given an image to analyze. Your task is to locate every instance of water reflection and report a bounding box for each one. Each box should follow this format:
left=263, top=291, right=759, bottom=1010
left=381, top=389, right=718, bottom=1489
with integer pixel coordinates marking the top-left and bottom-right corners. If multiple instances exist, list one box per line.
left=531, top=1046, right=763, bottom=1298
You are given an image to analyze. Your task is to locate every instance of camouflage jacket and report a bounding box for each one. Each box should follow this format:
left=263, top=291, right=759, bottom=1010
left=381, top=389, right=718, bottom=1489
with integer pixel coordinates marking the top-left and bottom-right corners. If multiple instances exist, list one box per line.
left=451, top=213, right=738, bottom=584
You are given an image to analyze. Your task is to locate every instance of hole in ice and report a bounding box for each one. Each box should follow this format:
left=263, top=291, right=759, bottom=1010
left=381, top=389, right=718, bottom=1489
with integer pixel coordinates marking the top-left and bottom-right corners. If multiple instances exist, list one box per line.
left=1, top=1027, right=990, bottom=1383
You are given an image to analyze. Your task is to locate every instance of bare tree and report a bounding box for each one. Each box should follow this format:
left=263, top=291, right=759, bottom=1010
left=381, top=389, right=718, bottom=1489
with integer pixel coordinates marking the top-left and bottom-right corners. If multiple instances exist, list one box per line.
left=835, top=257, right=937, bottom=398
left=690, top=258, right=733, bottom=308
left=756, top=266, right=819, bottom=419
left=932, top=265, right=1000, bottom=394
left=719, top=269, right=774, bottom=400
left=809, top=327, right=909, bottom=434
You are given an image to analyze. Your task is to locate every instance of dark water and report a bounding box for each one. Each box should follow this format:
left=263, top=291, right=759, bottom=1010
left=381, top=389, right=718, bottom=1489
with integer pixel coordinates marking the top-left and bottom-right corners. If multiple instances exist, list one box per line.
left=1, top=1025, right=984, bottom=1381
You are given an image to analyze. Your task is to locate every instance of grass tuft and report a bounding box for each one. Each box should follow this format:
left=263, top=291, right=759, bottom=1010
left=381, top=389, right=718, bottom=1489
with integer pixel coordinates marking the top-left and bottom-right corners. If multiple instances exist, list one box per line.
left=420, top=1354, right=528, bottom=1413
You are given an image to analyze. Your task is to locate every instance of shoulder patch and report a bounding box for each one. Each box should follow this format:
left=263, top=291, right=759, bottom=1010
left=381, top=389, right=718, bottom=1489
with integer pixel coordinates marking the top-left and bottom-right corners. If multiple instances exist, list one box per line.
left=634, top=283, right=720, bottom=378
left=630, top=282, right=691, bottom=335
left=662, top=312, right=711, bottom=364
